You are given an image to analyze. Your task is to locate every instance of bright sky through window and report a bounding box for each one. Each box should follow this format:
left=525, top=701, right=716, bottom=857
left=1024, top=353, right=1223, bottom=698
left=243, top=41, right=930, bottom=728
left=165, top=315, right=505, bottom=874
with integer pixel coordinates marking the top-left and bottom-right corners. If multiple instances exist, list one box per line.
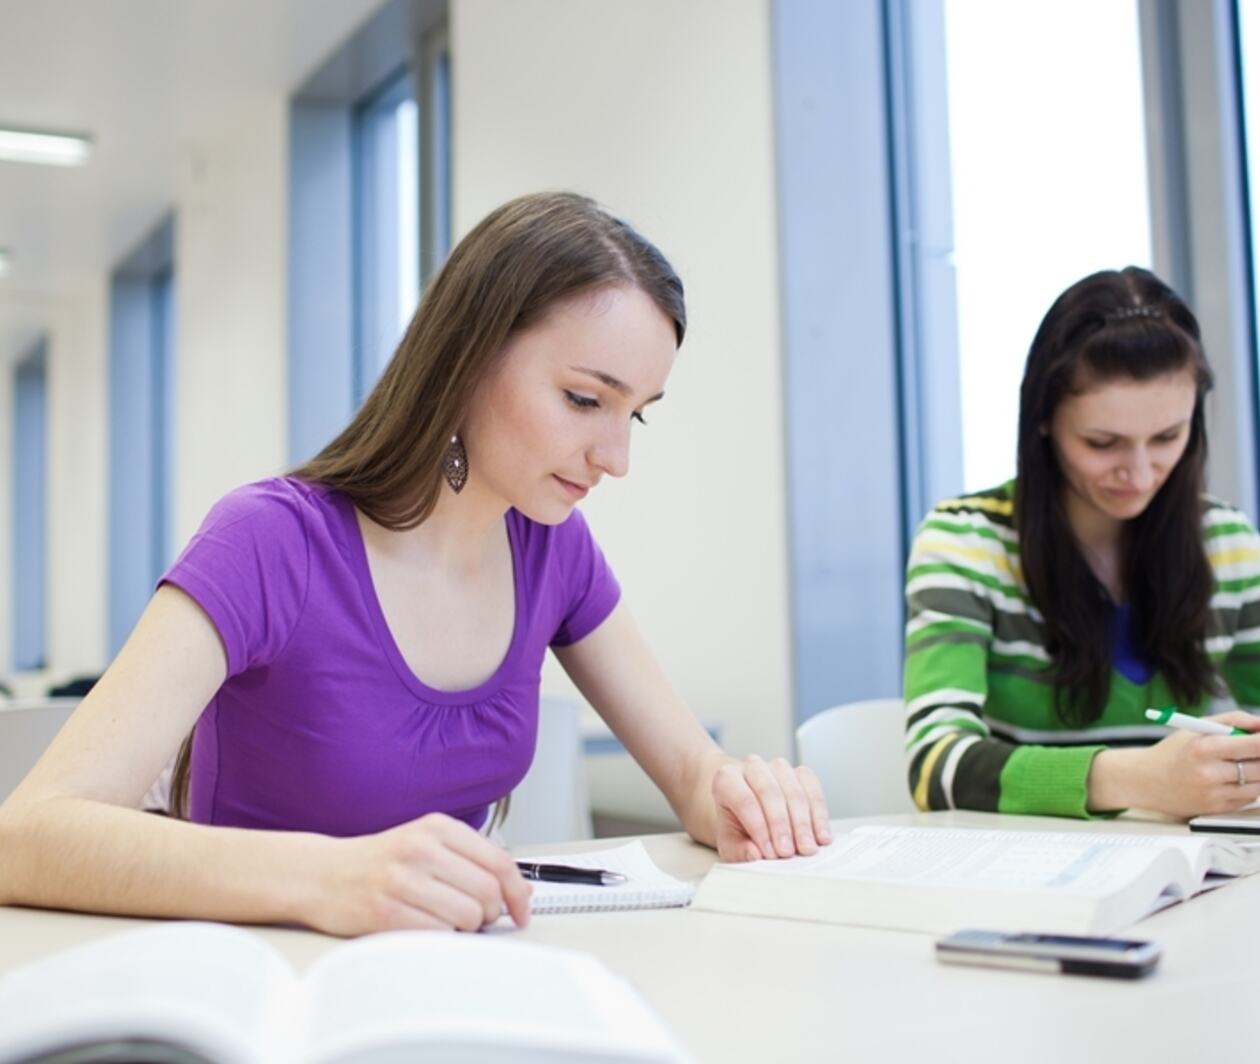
left=944, top=0, right=1152, bottom=492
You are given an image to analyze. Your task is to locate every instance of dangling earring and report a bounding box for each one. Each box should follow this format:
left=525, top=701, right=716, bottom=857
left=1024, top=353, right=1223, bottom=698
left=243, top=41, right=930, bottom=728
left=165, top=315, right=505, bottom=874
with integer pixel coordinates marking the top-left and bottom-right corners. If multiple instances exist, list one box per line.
left=443, top=433, right=468, bottom=494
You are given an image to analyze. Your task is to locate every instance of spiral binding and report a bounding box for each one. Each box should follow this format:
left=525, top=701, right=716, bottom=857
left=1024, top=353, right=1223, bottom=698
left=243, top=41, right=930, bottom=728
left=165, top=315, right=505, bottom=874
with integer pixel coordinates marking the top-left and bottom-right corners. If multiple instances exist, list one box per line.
left=530, top=886, right=695, bottom=915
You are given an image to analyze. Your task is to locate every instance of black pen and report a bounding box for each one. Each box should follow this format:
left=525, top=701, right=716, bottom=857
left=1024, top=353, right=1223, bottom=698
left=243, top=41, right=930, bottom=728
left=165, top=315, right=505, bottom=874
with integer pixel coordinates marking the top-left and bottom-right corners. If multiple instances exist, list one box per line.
left=515, top=861, right=627, bottom=885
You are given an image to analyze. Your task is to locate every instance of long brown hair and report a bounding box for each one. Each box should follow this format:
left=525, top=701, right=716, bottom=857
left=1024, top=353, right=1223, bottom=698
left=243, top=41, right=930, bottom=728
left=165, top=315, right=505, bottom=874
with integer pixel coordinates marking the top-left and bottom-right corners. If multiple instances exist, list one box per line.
left=1014, top=266, right=1216, bottom=724
left=169, top=191, right=686, bottom=817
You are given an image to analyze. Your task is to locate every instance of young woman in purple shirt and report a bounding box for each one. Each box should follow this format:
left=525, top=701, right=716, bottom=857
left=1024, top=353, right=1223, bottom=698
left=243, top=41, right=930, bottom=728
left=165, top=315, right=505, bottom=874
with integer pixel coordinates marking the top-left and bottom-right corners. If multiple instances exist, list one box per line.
left=0, top=192, right=831, bottom=935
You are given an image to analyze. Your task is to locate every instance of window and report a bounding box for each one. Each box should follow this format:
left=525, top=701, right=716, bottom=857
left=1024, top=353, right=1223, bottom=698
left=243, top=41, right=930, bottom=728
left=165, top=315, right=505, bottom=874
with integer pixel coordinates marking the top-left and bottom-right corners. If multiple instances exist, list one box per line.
left=11, top=340, right=48, bottom=670
left=1238, top=0, right=1260, bottom=422
left=773, top=2, right=911, bottom=720
left=943, top=0, right=1153, bottom=492
left=774, top=0, right=1156, bottom=722
left=108, top=216, right=176, bottom=655
left=353, top=68, right=421, bottom=403
left=287, top=0, right=450, bottom=463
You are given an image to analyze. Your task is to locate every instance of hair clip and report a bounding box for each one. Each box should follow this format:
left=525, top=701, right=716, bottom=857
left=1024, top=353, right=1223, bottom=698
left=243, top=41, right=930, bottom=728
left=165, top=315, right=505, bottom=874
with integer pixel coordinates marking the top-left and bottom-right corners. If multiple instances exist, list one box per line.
left=1105, top=304, right=1163, bottom=322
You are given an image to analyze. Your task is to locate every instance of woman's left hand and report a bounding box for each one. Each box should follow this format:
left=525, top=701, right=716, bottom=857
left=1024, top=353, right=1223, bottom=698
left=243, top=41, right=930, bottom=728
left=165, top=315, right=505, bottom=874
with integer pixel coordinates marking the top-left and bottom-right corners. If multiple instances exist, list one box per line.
left=711, top=755, right=833, bottom=862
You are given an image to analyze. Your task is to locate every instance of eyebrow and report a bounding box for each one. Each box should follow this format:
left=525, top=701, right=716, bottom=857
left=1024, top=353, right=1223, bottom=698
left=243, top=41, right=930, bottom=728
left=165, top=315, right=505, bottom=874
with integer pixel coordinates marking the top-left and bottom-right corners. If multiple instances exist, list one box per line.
left=571, top=366, right=665, bottom=404
left=1083, top=418, right=1189, bottom=439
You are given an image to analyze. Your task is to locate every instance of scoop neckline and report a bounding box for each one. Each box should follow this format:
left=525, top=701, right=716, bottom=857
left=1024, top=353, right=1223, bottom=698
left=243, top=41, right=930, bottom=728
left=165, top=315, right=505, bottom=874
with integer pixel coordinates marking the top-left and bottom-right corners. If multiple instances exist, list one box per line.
left=337, top=494, right=527, bottom=705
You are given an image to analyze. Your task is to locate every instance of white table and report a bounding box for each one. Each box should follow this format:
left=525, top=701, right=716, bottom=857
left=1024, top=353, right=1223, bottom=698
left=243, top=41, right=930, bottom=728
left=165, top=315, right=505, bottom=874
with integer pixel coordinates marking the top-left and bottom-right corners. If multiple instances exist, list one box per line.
left=1, top=810, right=1254, bottom=1062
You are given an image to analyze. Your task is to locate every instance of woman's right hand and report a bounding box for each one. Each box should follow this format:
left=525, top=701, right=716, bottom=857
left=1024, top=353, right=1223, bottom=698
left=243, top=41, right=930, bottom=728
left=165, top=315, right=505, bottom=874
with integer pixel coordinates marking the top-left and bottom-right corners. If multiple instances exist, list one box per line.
left=1090, top=712, right=1260, bottom=818
left=310, top=813, right=532, bottom=936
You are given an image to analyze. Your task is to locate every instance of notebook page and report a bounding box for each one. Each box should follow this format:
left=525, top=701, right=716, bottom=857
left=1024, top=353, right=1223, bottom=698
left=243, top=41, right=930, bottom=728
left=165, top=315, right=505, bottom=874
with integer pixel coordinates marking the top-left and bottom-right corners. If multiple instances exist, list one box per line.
left=524, top=840, right=696, bottom=913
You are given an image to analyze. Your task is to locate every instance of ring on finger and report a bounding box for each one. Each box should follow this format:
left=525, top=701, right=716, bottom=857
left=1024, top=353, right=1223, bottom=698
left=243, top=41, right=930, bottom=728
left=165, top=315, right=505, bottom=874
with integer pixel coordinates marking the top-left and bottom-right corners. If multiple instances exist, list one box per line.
left=1238, top=759, right=1249, bottom=787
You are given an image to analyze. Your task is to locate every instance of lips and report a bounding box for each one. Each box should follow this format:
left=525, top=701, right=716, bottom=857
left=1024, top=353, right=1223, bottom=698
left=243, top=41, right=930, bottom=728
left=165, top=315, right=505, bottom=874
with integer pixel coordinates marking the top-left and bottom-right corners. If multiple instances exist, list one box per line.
left=555, top=476, right=590, bottom=500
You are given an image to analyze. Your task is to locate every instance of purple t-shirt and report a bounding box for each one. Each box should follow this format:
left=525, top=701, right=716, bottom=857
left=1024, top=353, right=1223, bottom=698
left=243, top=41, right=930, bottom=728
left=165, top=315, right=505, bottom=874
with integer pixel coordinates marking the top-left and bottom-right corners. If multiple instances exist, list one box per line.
left=160, top=477, right=619, bottom=836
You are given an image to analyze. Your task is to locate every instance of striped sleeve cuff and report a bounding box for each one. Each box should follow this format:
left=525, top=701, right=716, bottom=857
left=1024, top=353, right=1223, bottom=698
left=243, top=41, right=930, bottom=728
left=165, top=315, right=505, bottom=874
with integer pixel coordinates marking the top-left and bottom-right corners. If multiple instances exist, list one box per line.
left=996, top=744, right=1107, bottom=819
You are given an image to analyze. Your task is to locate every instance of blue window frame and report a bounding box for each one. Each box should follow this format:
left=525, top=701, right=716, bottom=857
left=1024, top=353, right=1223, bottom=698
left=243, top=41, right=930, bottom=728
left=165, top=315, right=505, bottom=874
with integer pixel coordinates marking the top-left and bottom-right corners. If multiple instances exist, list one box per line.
left=1235, top=0, right=1260, bottom=497
left=1110, top=1, right=1259, bottom=515
left=287, top=1, right=450, bottom=464
left=768, top=0, right=959, bottom=730
left=12, top=340, right=48, bottom=670
left=108, top=216, right=176, bottom=655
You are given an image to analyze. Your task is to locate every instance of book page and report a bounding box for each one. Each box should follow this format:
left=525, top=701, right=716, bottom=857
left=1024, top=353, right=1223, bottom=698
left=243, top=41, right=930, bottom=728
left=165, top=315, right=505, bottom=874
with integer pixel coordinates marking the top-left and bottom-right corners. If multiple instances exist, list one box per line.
left=1053, top=831, right=1260, bottom=880
left=0, top=923, right=293, bottom=1064
left=920, top=829, right=1260, bottom=882
left=298, top=933, right=687, bottom=1063
left=522, top=840, right=695, bottom=914
left=729, top=827, right=1178, bottom=895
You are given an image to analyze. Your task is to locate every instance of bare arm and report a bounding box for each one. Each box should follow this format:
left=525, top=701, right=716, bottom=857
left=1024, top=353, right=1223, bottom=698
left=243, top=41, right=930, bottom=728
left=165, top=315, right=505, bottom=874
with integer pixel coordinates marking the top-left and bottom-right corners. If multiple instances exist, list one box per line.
left=553, top=602, right=831, bottom=860
left=0, top=585, right=530, bottom=933
left=1088, top=711, right=1260, bottom=817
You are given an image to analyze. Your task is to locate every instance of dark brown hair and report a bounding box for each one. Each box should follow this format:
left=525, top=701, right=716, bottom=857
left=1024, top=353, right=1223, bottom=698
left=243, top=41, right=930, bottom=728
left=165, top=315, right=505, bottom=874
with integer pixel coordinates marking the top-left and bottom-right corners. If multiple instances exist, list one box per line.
left=168, top=191, right=686, bottom=817
left=1015, top=266, right=1216, bottom=724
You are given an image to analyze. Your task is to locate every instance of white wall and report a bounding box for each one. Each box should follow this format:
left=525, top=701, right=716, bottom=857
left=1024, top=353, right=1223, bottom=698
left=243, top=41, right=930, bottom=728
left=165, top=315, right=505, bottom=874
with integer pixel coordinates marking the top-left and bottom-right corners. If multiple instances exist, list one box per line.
left=452, top=0, right=792, bottom=819
left=45, top=285, right=109, bottom=677
left=0, top=359, right=10, bottom=677
left=173, top=99, right=290, bottom=547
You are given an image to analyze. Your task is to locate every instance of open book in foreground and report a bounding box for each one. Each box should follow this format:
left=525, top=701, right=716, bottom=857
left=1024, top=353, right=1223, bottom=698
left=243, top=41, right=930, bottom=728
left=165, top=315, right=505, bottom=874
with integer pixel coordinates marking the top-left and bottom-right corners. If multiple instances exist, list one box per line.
left=691, top=825, right=1260, bottom=937
left=0, top=922, right=691, bottom=1064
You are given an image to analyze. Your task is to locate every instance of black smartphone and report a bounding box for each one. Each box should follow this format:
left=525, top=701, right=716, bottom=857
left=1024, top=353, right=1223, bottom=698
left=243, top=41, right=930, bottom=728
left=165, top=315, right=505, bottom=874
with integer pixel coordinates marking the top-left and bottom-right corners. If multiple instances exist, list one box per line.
left=935, top=929, right=1161, bottom=979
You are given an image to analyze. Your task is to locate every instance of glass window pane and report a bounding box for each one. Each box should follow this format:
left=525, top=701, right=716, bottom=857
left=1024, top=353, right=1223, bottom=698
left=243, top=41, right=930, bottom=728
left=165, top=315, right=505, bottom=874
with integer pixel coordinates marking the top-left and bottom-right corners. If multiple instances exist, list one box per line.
left=396, top=96, right=420, bottom=338
left=944, top=0, right=1152, bottom=492
left=353, top=72, right=419, bottom=401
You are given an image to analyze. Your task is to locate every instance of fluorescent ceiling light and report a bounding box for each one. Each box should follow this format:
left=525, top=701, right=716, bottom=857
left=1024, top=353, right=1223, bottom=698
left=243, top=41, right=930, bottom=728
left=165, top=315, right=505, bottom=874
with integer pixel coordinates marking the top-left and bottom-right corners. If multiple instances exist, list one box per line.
left=0, top=127, right=93, bottom=166
left=0, top=249, right=9, bottom=276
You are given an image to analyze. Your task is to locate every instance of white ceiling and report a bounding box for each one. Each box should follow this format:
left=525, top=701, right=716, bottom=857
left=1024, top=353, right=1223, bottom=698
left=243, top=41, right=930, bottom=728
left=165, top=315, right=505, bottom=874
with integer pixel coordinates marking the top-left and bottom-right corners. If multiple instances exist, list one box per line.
left=0, top=0, right=386, bottom=356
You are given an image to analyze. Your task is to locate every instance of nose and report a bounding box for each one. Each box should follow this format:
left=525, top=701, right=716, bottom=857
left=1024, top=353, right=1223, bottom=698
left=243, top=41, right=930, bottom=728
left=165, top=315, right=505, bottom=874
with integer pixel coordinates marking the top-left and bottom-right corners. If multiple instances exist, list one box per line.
left=1123, top=448, right=1155, bottom=491
left=590, top=419, right=631, bottom=479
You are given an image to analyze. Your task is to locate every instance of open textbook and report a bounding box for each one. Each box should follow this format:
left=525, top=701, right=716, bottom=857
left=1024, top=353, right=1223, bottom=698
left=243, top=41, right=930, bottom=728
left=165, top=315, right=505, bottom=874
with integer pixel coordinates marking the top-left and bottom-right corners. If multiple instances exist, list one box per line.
left=691, top=825, right=1260, bottom=936
left=0, top=922, right=691, bottom=1064
left=526, top=840, right=695, bottom=914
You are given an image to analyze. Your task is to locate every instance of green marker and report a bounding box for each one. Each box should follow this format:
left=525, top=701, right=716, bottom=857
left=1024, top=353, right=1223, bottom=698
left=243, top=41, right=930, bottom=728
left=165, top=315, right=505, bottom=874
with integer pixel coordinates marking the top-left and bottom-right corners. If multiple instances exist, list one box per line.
left=1144, top=706, right=1249, bottom=736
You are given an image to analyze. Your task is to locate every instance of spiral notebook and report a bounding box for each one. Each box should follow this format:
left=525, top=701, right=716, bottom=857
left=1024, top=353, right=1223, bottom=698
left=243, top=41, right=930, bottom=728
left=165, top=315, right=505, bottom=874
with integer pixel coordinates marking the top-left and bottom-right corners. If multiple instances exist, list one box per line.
left=526, top=840, right=696, bottom=914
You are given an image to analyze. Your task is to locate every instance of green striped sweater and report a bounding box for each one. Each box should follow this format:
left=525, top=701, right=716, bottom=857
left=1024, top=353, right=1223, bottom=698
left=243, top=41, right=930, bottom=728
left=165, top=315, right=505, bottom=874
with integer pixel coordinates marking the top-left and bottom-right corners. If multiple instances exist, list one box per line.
left=903, top=481, right=1260, bottom=817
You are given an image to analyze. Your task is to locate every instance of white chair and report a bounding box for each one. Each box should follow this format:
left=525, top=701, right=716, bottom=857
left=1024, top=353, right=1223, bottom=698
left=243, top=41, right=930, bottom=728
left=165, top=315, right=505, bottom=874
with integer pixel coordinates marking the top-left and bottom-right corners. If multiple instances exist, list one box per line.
left=795, top=698, right=917, bottom=817
left=499, top=695, right=593, bottom=846
left=0, top=698, right=80, bottom=804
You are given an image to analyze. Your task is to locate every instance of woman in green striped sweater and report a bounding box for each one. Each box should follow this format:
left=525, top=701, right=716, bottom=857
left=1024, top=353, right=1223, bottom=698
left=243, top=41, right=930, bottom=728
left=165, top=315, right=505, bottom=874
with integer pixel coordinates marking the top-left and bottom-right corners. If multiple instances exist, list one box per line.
left=904, top=266, right=1260, bottom=819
